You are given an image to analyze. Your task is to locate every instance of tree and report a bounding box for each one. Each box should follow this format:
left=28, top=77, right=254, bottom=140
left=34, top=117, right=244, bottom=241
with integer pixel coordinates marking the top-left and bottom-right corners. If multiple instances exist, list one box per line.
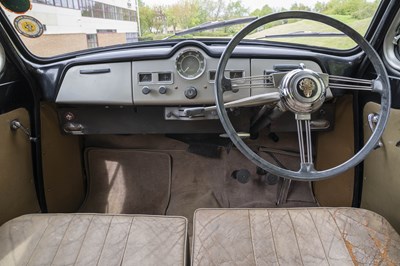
left=324, top=0, right=379, bottom=19
left=224, top=0, right=249, bottom=19
left=251, top=4, right=273, bottom=17
left=290, top=3, right=311, bottom=11
left=139, top=4, right=156, bottom=34
left=165, top=4, right=180, bottom=33
left=167, top=0, right=202, bottom=30
left=314, top=1, right=327, bottom=13
left=152, top=6, right=166, bottom=34
left=325, top=0, right=365, bottom=16
left=205, top=0, right=226, bottom=21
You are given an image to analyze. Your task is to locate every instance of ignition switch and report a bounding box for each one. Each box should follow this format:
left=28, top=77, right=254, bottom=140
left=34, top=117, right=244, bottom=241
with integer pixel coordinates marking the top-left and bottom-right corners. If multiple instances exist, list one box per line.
left=184, top=86, right=197, bottom=99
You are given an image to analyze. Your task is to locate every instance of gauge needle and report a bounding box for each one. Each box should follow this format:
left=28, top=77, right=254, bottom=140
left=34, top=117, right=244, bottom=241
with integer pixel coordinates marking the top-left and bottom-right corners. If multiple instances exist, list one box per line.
left=183, top=66, right=189, bottom=73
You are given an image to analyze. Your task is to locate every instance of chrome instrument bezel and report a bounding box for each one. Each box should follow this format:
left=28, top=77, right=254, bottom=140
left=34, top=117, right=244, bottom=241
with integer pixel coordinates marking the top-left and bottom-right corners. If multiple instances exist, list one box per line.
left=175, top=49, right=206, bottom=80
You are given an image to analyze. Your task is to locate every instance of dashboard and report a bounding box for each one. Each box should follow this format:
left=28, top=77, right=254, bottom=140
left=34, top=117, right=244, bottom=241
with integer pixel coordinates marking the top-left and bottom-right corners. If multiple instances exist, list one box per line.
left=31, top=40, right=355, bottom=135
left=55, top=46, right=322, bottom=106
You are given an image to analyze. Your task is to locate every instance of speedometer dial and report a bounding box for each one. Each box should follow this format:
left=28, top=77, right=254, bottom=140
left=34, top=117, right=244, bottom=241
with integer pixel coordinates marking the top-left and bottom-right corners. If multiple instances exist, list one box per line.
left=175, top=49, right=206, bottom=80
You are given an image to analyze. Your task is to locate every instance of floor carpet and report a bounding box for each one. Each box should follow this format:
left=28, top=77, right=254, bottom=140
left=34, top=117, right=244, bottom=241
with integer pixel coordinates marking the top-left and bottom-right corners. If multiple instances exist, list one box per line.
left=82, top=134, right=318, bottom=234
left=80, top=149, right=171, bottom=215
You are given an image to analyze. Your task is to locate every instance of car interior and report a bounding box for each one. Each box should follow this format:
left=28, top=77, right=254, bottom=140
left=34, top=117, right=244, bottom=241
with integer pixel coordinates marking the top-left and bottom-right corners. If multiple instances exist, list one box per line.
left=0, top=0, right=400, bottom=265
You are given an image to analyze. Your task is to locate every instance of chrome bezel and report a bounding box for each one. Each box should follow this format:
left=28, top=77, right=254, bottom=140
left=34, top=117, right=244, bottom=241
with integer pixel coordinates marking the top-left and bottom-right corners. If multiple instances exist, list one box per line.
left=175, top=49, right=206, bottom=80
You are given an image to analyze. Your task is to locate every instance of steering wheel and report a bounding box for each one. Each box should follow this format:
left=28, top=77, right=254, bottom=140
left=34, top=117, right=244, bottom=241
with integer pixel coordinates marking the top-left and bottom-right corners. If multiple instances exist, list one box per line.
left=215, top=11, right=391, bottom=181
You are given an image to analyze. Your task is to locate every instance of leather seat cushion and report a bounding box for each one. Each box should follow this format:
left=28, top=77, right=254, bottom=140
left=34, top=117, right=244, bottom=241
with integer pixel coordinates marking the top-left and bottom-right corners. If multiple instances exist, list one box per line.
left=0, top=213, right=187, bottom=266
left=192, top=208, right=400, bottom=265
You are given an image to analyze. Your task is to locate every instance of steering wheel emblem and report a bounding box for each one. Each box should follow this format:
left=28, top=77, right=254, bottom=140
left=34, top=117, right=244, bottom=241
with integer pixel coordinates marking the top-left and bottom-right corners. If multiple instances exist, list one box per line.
left=279, top=69, right=327, bottom=114
left=298, top=78, right=317, bottom=98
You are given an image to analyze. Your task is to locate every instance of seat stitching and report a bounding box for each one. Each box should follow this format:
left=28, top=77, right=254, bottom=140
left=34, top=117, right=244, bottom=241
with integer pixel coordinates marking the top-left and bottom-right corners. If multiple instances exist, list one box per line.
left=334, top=210, right=385, bottom=237
left=267, top=210, right=280, bottom=266
left=195, top=211, right=227, bottom=242
left=247, top=210, right=258, bottom=266
left=193, top=220, right=220, bottom=264
left=119, top=216, right=135, bottom=265
left=335, top=210, right=393, bottom=265
left=26, top=216, right=51, bottom=266
left=193, top=211, right=229, bottom=263
left=152, top=225, right=186, bottom=263
left=307, top=209, right=330, bottom=265
left=132, top=219, right=172, bottom=261
left=72, top=215, right=95, bottom=265
left=195, top=216, right=240, bottom=264
left=50, top=214, right=76, bottom=265
left=95, top=215, right=114, bottom=265
left=327, top=209, right=358, bottom=265
left=287, top=210, right=304, bottom=266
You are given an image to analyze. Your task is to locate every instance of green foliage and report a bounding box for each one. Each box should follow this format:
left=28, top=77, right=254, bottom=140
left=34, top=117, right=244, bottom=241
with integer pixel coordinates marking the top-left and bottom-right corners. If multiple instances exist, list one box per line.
left=290, top=3, right=311, bottom=11
left=139, top=5, right=156, bottom=34
left=314, top=1, right=328, bottom=13
left=324, top=0, right=379, bottom=19
left=138, top=0, right=249, bottom=36
left=248, top=16, right=373, bottom=50
left=138, top=0, right=380, bottom=38
left=251, top=4, right=273, bottom=17
left=351, top=1, right=380, bottom=19
left=224, top=0, right=249, bottom=19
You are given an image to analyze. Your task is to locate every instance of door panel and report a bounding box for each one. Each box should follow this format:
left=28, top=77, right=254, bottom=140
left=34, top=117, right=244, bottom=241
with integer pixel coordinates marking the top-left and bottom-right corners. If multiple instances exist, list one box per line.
left=0, top=108, right=40, bottom=225
left=362, top=102, right=400, bottom=232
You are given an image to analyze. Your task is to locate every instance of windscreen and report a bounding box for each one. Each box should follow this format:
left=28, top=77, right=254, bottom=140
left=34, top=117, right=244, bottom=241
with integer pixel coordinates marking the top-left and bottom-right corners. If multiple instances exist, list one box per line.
left=1, top=0, right=382, bottom=57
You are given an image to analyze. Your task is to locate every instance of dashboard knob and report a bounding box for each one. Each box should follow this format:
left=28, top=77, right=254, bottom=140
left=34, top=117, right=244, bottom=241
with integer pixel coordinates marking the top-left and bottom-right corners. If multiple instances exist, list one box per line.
left=159, top=86, right=168, bottom=94
left=184, top=87, right=197, bottom=99
left=142, top=86, right=151, bottom=95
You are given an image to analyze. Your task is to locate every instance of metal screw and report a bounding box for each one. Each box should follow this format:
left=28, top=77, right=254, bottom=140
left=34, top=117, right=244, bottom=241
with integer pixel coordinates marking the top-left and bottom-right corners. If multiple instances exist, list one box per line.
left=65, top=112, right=75, bottom=121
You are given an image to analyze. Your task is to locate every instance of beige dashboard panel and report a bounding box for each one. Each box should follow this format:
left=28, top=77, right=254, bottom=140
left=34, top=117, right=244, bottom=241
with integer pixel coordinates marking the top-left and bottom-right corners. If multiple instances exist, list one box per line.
left=56, top=62, right=132, bottom=104
left=362, top=102, right=400, bottom=232
left=0, top=108, right=40, bottom=225
left=132, top=47, right=250, bottom=105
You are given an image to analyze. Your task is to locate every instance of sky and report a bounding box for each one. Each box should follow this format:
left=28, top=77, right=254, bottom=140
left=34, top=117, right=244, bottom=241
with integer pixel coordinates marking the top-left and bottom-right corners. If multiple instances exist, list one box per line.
left=142, top=0, right=330, bottom=12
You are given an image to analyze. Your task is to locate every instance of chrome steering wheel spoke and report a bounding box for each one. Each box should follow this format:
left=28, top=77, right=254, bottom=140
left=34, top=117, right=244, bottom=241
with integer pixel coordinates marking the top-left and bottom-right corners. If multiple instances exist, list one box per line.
left=328, top=75, right=375, bottom=91
left=295, top=114, right=315, bottom=174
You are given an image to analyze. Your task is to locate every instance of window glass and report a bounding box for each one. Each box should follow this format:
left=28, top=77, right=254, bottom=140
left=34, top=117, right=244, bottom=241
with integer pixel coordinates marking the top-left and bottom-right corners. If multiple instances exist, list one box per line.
left=126, top=32, right=138, bottom=43
left=92, top=2, right=104, bottom=18
left=2, top=0, right=383, bottom=57
left=73, top=0, right=79, bottom=9
left=61, top=0, right=68, bottom=8
left=104, top=4, right=116, bottom=20
left=86, top=34, right=98, bottom=48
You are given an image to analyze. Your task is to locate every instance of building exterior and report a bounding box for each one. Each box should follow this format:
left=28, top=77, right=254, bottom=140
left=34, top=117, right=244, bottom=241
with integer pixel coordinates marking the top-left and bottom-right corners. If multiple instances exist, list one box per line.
left=5, top=0, right=139, bottom=57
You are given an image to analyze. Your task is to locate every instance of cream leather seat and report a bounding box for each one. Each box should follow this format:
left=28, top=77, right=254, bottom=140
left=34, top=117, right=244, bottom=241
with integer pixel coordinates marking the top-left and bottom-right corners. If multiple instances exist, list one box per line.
left=192, top=208, right=400, bottom=265
left=0, top=213, right=187, bottom=266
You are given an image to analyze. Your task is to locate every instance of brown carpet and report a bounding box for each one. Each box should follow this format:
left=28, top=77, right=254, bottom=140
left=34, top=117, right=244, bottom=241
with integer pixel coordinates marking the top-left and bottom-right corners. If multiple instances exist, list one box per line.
left=82, top=134, right=318, bottom=232
left=165, top=149, right=316, bottom=235
left=80, top=149, right=171, bottom=215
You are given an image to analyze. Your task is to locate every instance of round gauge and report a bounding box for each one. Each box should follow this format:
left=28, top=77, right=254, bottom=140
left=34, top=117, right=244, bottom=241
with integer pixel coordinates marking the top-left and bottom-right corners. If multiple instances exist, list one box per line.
left=175, top=49, right=206, bottom=80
